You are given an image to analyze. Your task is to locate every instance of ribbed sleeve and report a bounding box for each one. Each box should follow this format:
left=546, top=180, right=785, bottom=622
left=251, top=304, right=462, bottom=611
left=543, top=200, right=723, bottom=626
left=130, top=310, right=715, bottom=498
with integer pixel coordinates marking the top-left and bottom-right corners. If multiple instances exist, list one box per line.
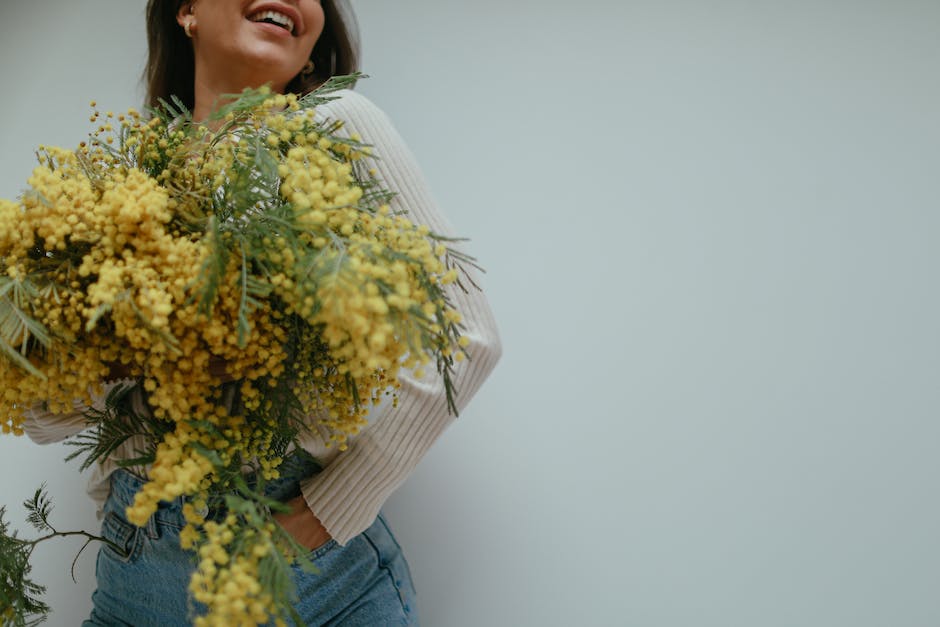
left=299, top=90, right=502, bottom=544
left=21, top=380, right=125, bottom=445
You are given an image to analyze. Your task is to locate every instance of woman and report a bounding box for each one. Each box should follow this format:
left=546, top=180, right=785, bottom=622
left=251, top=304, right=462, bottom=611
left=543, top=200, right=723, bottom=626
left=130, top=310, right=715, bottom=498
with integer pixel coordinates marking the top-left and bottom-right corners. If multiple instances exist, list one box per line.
left=23, top=0, right=501, bottom=624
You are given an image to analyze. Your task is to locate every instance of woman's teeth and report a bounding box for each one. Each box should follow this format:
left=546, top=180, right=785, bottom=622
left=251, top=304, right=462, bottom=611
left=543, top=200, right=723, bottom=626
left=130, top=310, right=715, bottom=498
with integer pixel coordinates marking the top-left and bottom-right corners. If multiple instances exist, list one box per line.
left=248, top=10, right=295, bottom=34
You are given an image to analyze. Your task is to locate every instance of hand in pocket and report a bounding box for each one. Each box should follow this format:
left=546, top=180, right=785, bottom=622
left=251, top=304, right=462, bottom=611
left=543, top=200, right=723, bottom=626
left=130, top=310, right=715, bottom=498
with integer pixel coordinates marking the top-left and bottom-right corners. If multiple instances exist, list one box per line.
left=273, top=495, right=332, bottom=551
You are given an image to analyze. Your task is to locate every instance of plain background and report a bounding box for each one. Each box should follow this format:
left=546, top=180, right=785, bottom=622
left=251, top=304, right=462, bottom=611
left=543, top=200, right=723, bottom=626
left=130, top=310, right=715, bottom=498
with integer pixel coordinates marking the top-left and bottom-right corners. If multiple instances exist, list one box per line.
left=2, top=1, right=940, bottom=625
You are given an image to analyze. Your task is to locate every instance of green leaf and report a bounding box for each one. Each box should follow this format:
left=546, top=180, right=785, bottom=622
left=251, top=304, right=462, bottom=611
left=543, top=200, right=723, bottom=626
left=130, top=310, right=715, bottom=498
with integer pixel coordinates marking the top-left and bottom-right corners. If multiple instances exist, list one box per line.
left=63, top=382, right=168, bottom=473
left=189, top=442, right=225, bottom=468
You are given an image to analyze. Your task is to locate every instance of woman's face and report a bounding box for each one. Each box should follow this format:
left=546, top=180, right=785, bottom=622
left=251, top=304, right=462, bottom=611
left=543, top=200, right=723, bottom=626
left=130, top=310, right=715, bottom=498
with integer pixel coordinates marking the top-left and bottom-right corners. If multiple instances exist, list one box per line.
left=180, top=0, right=325, bottom=94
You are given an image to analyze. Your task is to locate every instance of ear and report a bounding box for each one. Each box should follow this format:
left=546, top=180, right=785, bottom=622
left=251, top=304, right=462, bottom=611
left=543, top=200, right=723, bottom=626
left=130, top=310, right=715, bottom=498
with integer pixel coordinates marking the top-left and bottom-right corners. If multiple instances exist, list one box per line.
left=176, top=1, right=195, bottom=28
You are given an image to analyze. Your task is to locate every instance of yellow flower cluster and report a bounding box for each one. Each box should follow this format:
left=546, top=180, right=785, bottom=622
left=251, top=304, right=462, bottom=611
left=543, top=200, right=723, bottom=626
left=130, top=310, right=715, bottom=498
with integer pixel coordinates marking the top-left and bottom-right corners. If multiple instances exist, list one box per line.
left=188, top=515, right=285, bottom=627
left=0, top=84, right=467, bottom=624
left=259, top=103, right=464, bottom=447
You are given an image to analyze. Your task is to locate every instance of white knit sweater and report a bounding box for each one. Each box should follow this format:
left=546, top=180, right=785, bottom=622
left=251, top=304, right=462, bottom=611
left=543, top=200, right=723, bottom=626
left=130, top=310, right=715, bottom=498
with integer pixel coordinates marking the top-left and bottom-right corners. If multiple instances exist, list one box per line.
left=22, top=89, right=502, bottom=545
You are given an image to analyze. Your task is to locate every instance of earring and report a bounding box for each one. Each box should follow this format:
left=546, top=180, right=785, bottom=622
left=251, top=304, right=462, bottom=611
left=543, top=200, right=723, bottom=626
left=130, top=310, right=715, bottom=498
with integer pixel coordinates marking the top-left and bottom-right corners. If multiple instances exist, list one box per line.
left=184, top=19, right=195, bottom=38
left=301, top=60, right=315, bottom=77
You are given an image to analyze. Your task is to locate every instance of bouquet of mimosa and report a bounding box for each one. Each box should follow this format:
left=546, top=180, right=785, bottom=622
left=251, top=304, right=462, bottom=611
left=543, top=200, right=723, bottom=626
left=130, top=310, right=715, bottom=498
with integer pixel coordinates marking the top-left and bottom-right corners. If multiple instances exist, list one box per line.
left=0, top=75, right=472, bottom=626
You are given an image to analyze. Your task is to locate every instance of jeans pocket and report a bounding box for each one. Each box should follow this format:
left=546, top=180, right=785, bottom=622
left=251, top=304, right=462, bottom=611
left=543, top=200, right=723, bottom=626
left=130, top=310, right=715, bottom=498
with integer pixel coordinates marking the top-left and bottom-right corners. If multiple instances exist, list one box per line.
left=99, top=510, right=141, bottom=563
left=292, top=538, right=339, bottom=573
left=308, top=538, right=339, bottom=561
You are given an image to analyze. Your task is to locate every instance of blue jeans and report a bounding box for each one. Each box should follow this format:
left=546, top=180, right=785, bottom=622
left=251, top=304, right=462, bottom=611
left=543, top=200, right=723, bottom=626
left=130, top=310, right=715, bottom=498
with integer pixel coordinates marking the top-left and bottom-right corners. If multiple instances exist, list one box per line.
left=83, top=461, right=419, bottom=626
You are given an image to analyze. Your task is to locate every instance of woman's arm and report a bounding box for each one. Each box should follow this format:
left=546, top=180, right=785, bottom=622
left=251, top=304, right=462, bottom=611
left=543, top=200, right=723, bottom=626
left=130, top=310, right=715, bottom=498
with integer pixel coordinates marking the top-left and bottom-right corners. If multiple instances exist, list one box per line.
left=20, top=380, right=128, bottom=444
left=22, top=354, right=238, bottom=445
left=296, top=89, right=502, bottom=545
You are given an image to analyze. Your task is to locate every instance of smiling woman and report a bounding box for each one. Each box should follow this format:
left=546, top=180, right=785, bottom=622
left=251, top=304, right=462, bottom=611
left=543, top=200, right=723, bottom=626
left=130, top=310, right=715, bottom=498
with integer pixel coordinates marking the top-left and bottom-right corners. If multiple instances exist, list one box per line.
left=179, top=0, right=323, bottom=114
left=9, top=0, right=501, bottom=625
left=144, top=0, right=359, bottom=121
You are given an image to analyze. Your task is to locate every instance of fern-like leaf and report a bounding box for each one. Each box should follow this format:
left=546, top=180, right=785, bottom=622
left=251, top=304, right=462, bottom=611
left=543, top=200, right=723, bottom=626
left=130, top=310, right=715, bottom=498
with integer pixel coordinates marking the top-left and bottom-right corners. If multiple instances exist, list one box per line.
left=22, top=487, right=54, bottom=535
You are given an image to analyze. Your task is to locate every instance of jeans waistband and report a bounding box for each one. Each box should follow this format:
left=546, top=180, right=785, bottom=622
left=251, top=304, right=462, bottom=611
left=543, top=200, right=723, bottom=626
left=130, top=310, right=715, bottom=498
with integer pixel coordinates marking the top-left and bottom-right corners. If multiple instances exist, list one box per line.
left=107, top=451, right=322, bottom=526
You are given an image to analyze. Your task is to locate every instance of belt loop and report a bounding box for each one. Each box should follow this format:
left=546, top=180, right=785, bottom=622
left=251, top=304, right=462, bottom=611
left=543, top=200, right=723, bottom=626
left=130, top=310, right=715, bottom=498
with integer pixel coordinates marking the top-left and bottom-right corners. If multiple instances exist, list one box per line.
left=146, top=510, right=159, bottom=539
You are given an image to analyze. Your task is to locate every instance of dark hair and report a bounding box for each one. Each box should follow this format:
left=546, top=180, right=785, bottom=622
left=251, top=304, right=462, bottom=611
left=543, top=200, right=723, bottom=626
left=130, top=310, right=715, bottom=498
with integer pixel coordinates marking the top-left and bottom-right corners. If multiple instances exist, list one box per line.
left=144, top=0, right=360, bottom=111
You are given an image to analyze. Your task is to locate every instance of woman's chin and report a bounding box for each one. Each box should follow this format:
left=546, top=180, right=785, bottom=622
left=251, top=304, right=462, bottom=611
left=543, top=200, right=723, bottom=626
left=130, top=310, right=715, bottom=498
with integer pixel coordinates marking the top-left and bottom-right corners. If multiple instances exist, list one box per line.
left=211, top=60, right=299, bottom=94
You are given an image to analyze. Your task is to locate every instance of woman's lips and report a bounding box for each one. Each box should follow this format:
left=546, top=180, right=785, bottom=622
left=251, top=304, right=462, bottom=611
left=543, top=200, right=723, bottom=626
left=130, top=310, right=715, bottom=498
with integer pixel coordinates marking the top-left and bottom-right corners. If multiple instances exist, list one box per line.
left=247, top=9, right=295, bottom=35
left=245, top=3, right=304, bottom=36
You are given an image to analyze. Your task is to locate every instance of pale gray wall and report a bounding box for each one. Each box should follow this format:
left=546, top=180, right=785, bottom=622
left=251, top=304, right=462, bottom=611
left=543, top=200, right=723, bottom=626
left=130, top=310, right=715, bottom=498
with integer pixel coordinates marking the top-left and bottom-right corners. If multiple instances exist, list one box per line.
left=1, top=2, right=939, bottom=626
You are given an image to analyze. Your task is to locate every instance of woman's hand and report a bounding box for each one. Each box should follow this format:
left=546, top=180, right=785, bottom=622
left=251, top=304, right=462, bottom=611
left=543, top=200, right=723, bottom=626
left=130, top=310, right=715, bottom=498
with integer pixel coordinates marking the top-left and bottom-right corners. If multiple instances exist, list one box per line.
left=207, top=356, right=235, bottom=383
left=105, top=356, right=235, bottom=382
left=106, top=361, right=132, bottom=381
left=273, top=496, right=333, bottom=552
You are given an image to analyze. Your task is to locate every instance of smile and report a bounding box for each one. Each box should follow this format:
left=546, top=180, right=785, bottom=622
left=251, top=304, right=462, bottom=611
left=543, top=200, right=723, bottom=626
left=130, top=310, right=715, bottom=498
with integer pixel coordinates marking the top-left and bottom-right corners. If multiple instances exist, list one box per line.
left=247, top=10, right=296, bottom=35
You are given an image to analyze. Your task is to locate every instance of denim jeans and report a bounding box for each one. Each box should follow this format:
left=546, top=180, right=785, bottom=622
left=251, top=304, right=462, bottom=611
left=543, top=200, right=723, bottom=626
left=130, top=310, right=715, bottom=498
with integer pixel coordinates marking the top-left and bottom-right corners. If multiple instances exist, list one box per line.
left=82, top=459, right=418, bottom=626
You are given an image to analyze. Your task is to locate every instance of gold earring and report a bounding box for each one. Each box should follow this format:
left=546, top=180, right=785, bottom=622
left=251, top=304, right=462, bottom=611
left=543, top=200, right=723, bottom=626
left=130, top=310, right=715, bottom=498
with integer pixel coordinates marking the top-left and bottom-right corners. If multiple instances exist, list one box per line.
left=301, top=60, right=315, bottom=76
left=184, top=20, right=195, bottom=38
